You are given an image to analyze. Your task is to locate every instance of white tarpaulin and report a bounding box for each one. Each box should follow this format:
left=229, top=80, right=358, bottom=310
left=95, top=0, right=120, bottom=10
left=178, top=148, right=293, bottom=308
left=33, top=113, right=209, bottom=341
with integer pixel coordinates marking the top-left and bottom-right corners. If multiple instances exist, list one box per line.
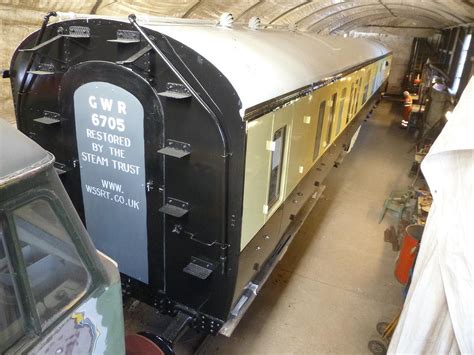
left=388, top=76, right=474, bottom=353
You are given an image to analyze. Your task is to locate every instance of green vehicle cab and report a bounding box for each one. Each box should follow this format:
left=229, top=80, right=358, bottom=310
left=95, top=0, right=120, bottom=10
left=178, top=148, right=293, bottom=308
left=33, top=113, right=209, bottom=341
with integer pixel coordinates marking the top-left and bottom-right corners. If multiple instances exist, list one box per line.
left=0, top=119, right=125, bottom=354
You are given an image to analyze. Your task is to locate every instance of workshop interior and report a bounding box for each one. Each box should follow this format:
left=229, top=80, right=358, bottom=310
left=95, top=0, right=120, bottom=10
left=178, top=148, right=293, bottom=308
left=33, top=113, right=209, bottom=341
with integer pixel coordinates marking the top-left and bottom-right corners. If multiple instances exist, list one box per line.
left=0, top=1, right=473, bottom=354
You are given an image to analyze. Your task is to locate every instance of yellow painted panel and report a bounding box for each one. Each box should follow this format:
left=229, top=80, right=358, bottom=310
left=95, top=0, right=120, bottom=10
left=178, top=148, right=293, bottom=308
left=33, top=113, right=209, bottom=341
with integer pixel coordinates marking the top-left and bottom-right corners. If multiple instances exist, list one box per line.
left=285, top=94, right=316, bottom=198
left=240, top=112, right=273, bottom=250
left=241, top=55, right=392, bottom=250
left=303, top=94, right=318, bottom=168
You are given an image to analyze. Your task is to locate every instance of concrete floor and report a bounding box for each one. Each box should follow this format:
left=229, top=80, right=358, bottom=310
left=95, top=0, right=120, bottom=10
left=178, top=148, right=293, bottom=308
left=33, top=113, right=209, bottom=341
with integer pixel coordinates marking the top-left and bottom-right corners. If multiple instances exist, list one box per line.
left=199, top=99, right=415, bottom=354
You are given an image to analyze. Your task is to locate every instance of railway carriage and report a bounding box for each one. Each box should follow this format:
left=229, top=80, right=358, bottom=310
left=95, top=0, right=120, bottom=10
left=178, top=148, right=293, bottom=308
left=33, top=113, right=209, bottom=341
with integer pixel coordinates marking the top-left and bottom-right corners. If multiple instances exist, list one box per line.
left=8, top=12, right=391, bottom=345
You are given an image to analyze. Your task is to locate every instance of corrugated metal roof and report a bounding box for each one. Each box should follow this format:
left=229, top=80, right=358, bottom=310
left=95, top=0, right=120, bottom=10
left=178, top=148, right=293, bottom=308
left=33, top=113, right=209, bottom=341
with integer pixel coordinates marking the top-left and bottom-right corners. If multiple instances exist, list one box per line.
left=1, top=1, right=472, bottom=123
left=3, top=1, right=472, bottom=31
left=91, top=0, right=474, bottom=31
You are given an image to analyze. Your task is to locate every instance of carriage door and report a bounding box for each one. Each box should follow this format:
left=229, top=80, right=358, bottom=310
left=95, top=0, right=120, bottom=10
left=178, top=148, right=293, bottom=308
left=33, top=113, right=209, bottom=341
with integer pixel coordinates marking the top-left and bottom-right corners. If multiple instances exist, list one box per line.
left=60, top=62, right=164, bottom=288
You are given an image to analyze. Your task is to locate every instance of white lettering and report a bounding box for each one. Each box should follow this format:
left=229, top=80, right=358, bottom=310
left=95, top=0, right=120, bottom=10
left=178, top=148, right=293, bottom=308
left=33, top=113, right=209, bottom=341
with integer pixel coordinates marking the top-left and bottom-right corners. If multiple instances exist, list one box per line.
left=88, top=95, right=97, bottom=109
left=91, top=113, right=100, bottom=126
left=112, top=159, right=140, bottom=175
left=85, top=183, right=140, bottom=210
left=127, top=199, right=139, bottom=210
left=101, top=179, right=123, bottom=193
left=91, top=143, right=103, bottom=153
left=99, top=114, right=108, bottom=127
left=114, top=195, right=125, bottom=203
left=117, top=101, right=127, bottom=115
left=85, top=129, right=131, bottom=147
left=81, top=152, right=109, bottom=167
left=91, top=114, right=125, bottom=132
left=109, top=146, right=125, bottom=158
left=85, top=184, right=110, bottom=199
left=81, top=91, right=142, bottom=212
left=100, top=97, right=113, bottom=111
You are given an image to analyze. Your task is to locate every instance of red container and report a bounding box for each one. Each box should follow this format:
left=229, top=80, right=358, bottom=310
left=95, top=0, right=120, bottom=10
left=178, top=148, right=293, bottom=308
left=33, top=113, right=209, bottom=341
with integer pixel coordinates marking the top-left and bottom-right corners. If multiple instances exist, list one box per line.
left=395, top=224, right=424, bottom=285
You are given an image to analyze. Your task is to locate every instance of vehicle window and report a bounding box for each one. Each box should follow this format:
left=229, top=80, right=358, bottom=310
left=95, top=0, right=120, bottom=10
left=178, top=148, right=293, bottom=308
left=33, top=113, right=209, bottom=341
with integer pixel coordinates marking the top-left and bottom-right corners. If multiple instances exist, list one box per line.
left=0, top=223, right=25, bottom=353
left=313, top=100, right=326, bottom=161
left=268, top=126, right=286, bottom=209
left=336, top=88, right=347, bottom=134
left=12, top=199, right=90, bottom=328
left=325, top=93, right=338, bottom=146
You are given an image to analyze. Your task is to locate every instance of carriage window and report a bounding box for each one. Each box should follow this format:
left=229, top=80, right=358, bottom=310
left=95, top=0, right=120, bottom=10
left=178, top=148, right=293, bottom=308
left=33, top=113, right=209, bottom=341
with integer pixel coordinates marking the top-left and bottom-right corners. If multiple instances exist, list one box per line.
left=12, top=199, right=90, bottom=328
left=267, top=126, right=286, bottom=208
left=336, top=88, right=347, bottom=134
left=313, top=101, right=326, bottom=161
left=0, top=224, right=25, bottom=353
left=325, top=93, right=338, bottom=146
